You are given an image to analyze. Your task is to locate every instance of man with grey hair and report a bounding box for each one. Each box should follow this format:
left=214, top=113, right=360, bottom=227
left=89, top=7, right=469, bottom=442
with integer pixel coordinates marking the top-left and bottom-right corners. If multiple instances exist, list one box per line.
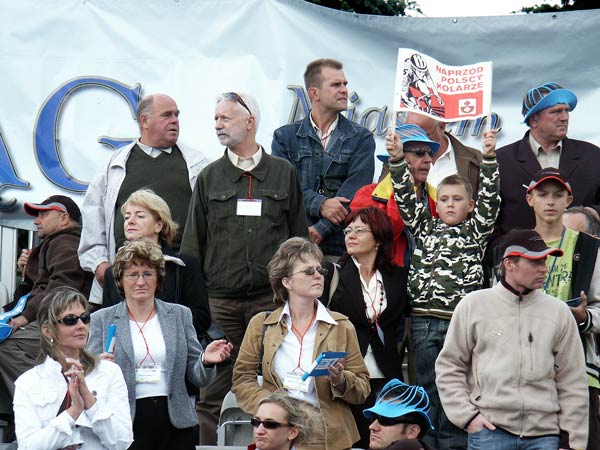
left=181, top=92, right=308, bottom=444
left=78, top=93, right=209, bottom=304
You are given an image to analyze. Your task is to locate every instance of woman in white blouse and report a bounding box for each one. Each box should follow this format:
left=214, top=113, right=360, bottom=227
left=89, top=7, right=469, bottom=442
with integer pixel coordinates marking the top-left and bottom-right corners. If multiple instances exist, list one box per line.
left=13, top=288, right=133, bottom=450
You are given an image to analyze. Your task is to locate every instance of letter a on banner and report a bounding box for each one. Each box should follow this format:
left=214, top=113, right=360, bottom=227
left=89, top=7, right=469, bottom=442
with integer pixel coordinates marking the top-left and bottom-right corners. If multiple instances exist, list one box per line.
left=393, top=49, right=492, bottom=123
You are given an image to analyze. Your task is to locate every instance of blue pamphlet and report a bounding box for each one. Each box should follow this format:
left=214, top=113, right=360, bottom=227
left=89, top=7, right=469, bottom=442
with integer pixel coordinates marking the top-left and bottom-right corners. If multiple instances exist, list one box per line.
left=105, top=324, right=117, bottom=353
left=301, top=351, right=348, bottom=381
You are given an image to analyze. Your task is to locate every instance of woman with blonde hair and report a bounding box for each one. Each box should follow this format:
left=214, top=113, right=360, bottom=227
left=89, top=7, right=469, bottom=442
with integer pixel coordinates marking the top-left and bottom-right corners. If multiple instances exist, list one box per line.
left=13, top=288, right=133, bottom=450
left=233, top=237, right=370, bottom=450
left=102, top=189, right=210, bottom=339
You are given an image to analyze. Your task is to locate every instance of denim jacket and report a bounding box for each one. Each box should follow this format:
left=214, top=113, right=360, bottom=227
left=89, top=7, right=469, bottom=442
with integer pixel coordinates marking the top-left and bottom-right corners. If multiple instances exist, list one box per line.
left=272, top=113, right=375, bottom=255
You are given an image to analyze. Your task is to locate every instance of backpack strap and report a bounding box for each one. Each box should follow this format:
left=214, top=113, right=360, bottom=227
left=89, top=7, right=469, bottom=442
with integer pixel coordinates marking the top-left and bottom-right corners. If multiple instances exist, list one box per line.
left=257, top=311, right=271, bottom=376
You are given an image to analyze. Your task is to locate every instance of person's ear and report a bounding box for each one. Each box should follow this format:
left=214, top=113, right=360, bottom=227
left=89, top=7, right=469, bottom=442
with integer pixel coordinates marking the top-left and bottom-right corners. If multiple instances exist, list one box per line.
left=155, top=220, right=164, bottom=235
left=288, top=425, right=300, bottom=442
left=406, top=424, right=421, bottom=439
left=566, top=195, right=574, bottom=208
left=468, top=199, right=475, bottom=213
left=41, top=323, right=53, bottom=341
left=307, top=86, right=319, bottom=102
left=282, top=277, right=292, bottom=290
left=526, top=192, right=534, bottom=207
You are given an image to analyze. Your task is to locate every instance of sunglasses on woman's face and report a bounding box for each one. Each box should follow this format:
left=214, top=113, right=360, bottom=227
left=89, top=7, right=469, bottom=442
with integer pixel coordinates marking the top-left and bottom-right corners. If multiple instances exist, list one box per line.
left=369, top=414, right=412, bottom=427
left=250, top=417, right=291, bottom=429
left=290, top=266, right=328, bottom=277
left=57, top=312, right=91, bottom=326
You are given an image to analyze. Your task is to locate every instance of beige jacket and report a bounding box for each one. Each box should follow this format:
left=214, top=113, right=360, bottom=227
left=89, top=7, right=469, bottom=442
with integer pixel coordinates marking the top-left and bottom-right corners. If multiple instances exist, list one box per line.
left=435, top=283, right=589, bottom=449
left=232, top=305, right=370, bottom=450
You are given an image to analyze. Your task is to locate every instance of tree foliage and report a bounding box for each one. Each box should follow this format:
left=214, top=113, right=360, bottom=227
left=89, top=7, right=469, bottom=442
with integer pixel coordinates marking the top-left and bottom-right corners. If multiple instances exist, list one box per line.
left=305, top=0, right=421, bottom=16
left=520, top=0, right=598, bottom=13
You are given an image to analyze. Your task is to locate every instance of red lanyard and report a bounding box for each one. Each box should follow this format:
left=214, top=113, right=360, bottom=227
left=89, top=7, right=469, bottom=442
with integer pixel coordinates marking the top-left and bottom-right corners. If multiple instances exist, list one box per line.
left=128, top=305, right=157, bottom=366
left=242, top=173, right=255, bottom=199
left=291, top=308, right=317, bottom=371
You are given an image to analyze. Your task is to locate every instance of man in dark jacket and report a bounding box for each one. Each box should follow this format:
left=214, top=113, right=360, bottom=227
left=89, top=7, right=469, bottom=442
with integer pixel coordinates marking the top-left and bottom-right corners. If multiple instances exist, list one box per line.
left=363, top=379, right=435, bottom=450
left=0, top=195, right=92, bottom=414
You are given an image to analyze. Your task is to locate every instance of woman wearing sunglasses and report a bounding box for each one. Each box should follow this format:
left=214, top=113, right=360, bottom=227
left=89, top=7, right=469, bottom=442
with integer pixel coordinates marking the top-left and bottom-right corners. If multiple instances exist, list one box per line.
left=233, top=237, right=370, bottom=450
left=322, top=206, right=410, bottom=449
left=248, top=392, right=313, bottom=450
left=13, top=288, right=133, bottom=450
left=88, top=238, right=232, bottom=450
left=102, top=189, right=211, bottom=340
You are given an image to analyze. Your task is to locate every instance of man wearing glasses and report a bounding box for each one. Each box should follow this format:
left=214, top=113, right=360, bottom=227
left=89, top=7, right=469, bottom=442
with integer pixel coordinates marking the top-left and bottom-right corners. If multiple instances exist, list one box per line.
left=0, top=195, right=92, bottom=426
left=78, top=93, right=209, bottom=306
left=181, top=92, right=308, bottom=445
left=363, top=379, right=435, bottom=450
left=272, top=58, right=375, bottom=260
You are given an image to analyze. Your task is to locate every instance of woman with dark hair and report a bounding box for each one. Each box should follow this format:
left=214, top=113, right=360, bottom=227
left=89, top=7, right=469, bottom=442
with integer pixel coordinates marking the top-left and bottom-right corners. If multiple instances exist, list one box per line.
left=13, top=288, right=133, bottom=450
left=233, top=237, right=370, bottom=450
left=323, top=206, right=410, bottom=449
left=88, top=238, right=232, bottom=450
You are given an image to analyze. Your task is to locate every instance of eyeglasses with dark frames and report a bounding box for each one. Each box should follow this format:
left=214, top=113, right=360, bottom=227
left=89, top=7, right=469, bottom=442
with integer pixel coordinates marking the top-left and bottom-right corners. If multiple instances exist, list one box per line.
left=404, top=147, right=434, bottom=158
left=369, top=414, right=413, bottom=427
left=289, top=266, right=328, bottom=277
left=223, top=92, right=252, bottom=116
left=250, top=417, right=292, bottom=429
left=57, top=312, right=91, bottom=327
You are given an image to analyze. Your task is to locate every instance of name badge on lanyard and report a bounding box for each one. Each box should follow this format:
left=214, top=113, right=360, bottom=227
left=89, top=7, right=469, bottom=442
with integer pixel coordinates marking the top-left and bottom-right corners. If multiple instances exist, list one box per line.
left=237, top=198, right=262, bottom=216
left=283, top=370, right=310, bottom=392
left=135, top=363, right=162, bottom=383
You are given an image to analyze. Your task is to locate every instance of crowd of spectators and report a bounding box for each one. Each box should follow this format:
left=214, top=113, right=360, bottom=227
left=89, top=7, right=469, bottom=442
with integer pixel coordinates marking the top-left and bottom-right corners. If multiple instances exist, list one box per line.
left=2, top=58, right=599, bottom=450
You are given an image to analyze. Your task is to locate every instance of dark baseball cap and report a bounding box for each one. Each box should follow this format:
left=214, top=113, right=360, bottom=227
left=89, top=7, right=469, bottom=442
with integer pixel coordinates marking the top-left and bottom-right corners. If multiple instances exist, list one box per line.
left=24, top=195, right=81, bottom=222
left=500, top=229, right=563, bottom=260
left=526, top=167, right=572, bottom=195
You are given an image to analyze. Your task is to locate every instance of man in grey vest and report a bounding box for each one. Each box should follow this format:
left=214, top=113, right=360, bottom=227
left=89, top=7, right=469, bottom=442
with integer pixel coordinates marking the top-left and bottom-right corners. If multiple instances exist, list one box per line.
left=78, top=93, right=209, bottom=305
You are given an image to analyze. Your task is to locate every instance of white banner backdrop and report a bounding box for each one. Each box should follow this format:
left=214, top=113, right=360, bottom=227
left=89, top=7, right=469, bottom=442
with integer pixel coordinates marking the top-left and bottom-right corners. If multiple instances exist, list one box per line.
left=0, top=0, right=599, bottom=229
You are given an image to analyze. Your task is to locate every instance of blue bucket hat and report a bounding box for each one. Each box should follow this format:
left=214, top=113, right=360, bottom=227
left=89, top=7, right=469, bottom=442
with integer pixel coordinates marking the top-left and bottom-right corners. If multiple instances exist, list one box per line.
left=363, top=379, right=434, bottom=431
left=521, top=82, right=577, bottom=125
left=378, top=123, right=440, bottom=163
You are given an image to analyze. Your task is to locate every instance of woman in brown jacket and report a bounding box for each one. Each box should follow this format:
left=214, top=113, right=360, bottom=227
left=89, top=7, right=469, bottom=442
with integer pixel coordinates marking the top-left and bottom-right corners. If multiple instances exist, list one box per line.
left=232, top=237, right=370, bottom=450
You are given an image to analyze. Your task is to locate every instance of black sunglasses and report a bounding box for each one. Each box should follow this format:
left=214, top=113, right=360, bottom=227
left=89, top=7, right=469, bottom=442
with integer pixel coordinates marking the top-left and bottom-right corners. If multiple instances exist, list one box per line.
left=404, top=148, right=434, bottom=158
left=290, top=267, right=328, bottom=277
left=369, top=414, right=412, bottom=427
left=250, top=417, right=291, bottom=429
left=57, top=312, right=91, bottom=326
left=224, top=92, right=252, bottom=116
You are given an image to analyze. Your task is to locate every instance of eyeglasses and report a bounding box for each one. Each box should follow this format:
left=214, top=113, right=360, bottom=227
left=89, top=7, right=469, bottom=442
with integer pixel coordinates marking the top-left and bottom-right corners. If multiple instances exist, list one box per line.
left=250, top=418, right=291, bottom=429
left=369, top=414, right=412, bottom=427
left=404, top=147, right=434, bottom=158
left=124, top=271, right=157, bottom=281
left=343, top=226, right=372, bottom=236
left=57, top=312, right=91, bottom=326
left=289, top=266, right=328, bottom=277
left=223, top=92, right=252, bottom=116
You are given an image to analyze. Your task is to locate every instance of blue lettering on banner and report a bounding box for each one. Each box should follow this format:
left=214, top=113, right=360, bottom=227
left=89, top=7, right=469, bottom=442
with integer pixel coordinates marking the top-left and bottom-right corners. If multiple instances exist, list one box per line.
left=0, top=130, right=30, bottom=210
left=34, top=77, right=141, bottom=192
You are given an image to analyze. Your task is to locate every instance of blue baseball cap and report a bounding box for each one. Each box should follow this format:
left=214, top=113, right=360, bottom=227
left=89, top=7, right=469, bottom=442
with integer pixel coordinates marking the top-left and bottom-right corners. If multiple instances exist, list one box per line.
left=521, top=82, right=577, bottom=125
left=363, top=379, right=434, bottom=431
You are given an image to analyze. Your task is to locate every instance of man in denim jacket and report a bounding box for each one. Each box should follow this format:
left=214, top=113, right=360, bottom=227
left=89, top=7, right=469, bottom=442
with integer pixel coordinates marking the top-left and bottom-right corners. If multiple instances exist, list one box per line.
left=272, top=58, right=375, bottom=258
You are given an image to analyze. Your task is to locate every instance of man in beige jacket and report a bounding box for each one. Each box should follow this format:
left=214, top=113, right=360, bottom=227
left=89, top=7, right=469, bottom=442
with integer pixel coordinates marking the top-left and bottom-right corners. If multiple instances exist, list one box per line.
left=435, top=229, right=588, bottom=450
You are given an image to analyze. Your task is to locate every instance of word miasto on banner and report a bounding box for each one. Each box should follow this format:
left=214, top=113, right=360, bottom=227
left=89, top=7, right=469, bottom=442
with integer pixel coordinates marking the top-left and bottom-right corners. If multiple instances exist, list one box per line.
left=393, top=49, right=493, bottom=123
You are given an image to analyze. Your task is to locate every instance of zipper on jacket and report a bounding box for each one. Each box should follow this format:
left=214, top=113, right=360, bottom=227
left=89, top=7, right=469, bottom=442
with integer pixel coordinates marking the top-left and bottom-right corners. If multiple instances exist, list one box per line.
left=517, top=299, right=525, bottom=437
left=528, top=332, right=534, bottom=372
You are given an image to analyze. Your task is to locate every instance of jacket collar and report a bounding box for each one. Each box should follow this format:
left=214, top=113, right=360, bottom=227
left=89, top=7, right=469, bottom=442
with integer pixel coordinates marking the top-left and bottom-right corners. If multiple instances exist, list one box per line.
left=296, top=113, right=358, bottom=140
left=220, top=147, right=270, bottom=183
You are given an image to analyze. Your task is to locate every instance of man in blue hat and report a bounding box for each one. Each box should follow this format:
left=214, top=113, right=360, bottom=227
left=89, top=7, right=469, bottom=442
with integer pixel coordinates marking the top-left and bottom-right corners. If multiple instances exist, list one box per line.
left=491, top=82, right=600, bottom=264
left=363, top=379, right=435, bottom=450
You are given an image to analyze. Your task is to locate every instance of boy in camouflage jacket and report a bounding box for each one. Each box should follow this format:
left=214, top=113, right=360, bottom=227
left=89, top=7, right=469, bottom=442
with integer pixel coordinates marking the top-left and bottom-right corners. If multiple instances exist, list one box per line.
left=385, top=123, right=500, bottom=450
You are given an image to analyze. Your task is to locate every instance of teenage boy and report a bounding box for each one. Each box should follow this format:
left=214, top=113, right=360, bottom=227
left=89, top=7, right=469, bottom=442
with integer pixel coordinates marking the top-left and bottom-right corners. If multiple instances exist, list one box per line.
left=525, top=166, right=600, bottom=450
left=386, top=124, right=500, bottom=450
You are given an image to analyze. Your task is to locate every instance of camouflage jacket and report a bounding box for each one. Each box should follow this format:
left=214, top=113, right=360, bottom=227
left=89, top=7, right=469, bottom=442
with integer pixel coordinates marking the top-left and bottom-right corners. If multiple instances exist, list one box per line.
left=390, top=157, right=500, bottom=318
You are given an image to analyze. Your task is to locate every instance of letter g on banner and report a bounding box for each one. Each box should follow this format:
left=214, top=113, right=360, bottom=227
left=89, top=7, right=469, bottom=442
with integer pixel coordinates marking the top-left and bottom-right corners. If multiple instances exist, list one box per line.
left=34, top=77, right=141, bottom=192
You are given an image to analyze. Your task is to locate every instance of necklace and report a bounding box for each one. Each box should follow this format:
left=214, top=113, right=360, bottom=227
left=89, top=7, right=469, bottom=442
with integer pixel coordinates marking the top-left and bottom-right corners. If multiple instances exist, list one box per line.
left=362, top=275, right=384, bottom=325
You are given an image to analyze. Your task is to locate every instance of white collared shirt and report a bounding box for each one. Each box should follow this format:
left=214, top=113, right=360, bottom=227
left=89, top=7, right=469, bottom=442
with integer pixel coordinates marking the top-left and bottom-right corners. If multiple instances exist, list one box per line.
left=273, top=300, right=337, bottom=407
left=427, top=135, right=458, bottom=190
left=227, top=145, right=263, bottom=171
left=310, top=113, right=339, bottom=151
left=137, top=140, right=173, bottom=158
left=529, top=133, right=562, bottom=169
